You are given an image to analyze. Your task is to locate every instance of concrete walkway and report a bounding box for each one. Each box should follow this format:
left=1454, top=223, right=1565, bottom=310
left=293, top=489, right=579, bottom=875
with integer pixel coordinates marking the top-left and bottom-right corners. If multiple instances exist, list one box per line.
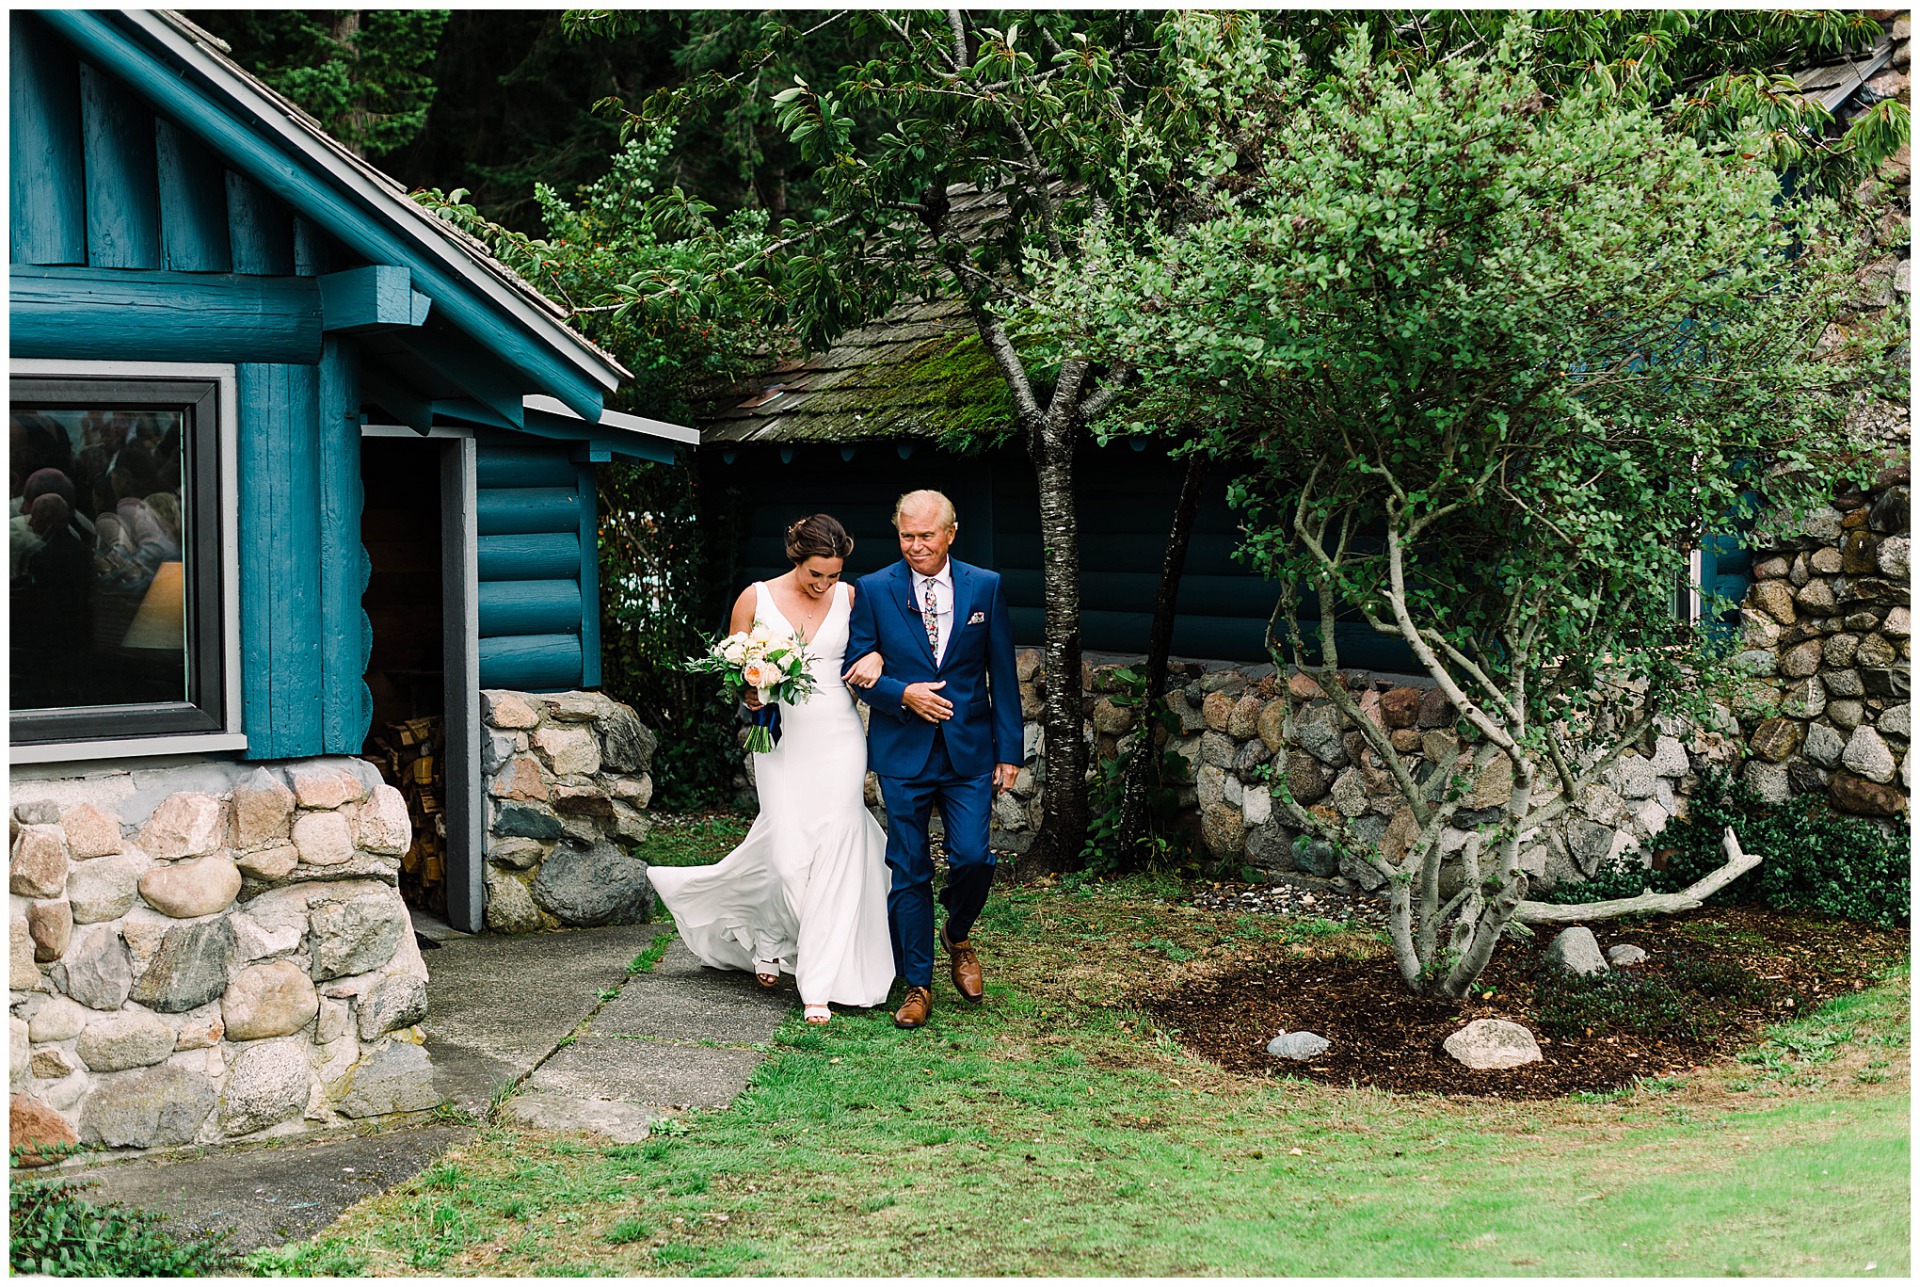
left=70, top=921, right=793, bottom=1254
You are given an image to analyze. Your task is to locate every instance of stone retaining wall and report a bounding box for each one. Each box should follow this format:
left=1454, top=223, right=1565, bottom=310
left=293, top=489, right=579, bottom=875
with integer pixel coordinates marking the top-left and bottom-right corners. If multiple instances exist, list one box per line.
left=1736, top=474, right=1910, bottom=817
left=991, top=476, right=1909, bottom=881
left=9, top=756, right=435, bottom=1162
left=993, top=657, right=1741, bottom=890
left=478, top=689, right=658, bottom=933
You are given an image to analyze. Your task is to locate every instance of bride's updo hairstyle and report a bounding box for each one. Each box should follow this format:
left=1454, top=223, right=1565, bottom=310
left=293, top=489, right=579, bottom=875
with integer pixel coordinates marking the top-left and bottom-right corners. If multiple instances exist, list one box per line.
left=785, top=514, right=855, bottom=565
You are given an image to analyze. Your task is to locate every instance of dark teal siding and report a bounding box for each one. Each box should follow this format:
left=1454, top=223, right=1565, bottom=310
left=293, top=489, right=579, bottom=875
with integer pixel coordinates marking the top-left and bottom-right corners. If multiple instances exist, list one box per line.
left=475, top=440, right=594, bottom=691
left=709, top=440, right=1420, bottom=671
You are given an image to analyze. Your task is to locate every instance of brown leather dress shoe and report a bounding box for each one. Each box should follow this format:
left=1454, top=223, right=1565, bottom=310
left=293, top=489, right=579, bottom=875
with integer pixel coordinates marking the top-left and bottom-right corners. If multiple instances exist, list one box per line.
left=941, top=925, right=984, bottom=1004
left=893, top=985, right=932, bottom=1029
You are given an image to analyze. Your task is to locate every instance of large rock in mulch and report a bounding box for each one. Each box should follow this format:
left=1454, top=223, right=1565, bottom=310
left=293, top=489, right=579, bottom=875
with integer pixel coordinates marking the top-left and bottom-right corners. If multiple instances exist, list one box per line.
left=10, top=1095, right=79, bottom=1166
left=1442, top=1019, right=1543, bottom=1070
left=220, top=1038, right=313, bottom=1137
left=223, top=959, right=321, bottom=1041
left=129, top=917, right=237, bottom=1013
left=1546, top=927, right=1609, bottom=976
left=334, top=1040, right=439, bottom=1119
left=1607, top=944, right=1648, bottom=966
left=309, top=892, right=408, bottom=982
left=531, top=843, right=651, bottom=926
left=1266, top=1031, right=1331, bottom=1061
left=81, top=1064, right=216, bottom=1148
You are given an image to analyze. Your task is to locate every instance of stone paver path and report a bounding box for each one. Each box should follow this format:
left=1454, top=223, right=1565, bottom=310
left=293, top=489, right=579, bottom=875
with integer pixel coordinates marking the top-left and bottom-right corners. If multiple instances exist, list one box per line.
left=59, top=922, right=792, bottom=1253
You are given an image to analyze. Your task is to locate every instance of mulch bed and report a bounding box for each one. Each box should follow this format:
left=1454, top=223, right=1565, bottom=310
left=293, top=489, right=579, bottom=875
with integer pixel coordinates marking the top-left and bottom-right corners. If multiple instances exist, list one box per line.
left=1142, top=903, right=1908, bottom=1098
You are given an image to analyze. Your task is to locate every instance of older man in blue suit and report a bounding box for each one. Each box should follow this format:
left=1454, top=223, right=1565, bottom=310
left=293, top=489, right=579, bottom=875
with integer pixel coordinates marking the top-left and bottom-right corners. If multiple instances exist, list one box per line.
left=843, top=489, right=1022, bottom=1029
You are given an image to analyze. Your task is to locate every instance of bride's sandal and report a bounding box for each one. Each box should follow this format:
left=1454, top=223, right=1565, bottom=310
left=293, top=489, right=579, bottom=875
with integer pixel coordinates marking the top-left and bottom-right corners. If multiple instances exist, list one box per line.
left=804, top=1004, right=832, bottom=1025
left=753, top=960, right=781, bottom=988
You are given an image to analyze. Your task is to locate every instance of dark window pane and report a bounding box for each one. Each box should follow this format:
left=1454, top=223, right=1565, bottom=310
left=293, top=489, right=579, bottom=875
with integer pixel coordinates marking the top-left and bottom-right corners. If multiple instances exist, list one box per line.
left=11, top=406, right=191, bottom=712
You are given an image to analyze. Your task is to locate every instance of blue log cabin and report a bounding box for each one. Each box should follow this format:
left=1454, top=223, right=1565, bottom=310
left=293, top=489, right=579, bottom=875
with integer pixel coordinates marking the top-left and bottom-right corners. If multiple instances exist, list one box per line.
left=9, top=10, right=695, bottom=933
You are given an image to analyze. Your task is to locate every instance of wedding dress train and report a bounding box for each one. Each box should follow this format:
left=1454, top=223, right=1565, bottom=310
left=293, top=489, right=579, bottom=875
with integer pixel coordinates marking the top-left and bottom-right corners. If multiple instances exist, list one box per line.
left=649, top=581, right=895, bottom=1007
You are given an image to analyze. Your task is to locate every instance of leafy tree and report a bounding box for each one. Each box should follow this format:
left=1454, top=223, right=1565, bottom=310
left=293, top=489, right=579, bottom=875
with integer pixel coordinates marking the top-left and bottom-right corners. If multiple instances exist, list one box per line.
left=1032, top=22, right=1899, bottom=993
left=187, top=10, right=450, bottom=158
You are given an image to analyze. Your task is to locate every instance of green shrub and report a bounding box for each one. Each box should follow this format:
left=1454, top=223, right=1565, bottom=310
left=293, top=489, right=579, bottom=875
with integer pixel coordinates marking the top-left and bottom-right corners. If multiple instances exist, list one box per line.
left=1530, top=964, right=1702, bottom=1042
left=9, top=1164, right=236, bottom=1277
left=1540, top=769, right=1909, bottom=927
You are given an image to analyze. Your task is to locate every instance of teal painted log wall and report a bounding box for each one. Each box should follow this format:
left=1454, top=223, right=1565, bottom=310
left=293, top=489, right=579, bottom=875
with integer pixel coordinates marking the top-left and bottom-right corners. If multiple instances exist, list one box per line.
left=319, top=336, right=373, bottom=754
left=475, top=439, right=593, bottom=692
left=237, top=363, right=326, bottom=757
left=10, top=17, right=86, bottom=266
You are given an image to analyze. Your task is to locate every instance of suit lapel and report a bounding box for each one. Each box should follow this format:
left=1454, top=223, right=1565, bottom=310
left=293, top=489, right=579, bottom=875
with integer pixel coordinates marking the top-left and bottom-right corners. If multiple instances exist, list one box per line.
left=940, top=562, right=976, bottom=673
left=893, top=561, right=937, bottom=666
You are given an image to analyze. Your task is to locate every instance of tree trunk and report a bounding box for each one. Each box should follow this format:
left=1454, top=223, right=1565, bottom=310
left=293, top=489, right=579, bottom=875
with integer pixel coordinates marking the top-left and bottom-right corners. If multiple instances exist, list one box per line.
left=1112, top=453, right=1206, bottom=866
left=1022, top=418, right=1089, bottom=871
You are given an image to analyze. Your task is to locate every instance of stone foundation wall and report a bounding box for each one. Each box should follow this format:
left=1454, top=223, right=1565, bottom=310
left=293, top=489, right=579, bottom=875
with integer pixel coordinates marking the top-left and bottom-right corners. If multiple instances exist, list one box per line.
left=986, top=477, right=1909, bottom=880
left=1736, top=474, right=1910, bottom=817
left=993, top=657, right=1740, bottom=890
left=478, top=689, right=659, bottom=932
left=9, top=756, right=435, bottom=1162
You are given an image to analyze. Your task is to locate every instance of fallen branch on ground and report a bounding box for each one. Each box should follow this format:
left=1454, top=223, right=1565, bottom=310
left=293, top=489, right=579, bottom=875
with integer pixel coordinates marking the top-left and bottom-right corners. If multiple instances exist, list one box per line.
left=1511, top=827, right=1762, bottom=926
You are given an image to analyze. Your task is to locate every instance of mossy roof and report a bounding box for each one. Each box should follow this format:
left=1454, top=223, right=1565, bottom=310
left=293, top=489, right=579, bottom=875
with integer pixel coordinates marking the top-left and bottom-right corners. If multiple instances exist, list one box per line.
left=697, top=184, right=1024, bottom=445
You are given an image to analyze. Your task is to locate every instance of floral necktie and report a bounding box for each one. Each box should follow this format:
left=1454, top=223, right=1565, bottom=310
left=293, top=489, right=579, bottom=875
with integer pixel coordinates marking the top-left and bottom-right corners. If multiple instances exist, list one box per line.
left=922, top=578, right=940, bottom=655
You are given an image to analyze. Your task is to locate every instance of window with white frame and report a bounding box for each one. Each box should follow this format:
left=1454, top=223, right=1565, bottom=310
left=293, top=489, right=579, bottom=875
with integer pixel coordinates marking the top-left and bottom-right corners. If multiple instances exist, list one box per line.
left=10, top=367, right=238, bottom=751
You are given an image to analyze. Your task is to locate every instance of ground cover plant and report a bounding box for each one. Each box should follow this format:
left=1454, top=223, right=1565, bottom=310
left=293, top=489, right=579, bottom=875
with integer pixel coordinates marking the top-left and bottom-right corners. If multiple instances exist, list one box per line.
left=9, top=1154, right=239, bottom=1277
left=249, top=820, right=1909, bottom=1277
left=1543, top=770, right=1912, bottom=928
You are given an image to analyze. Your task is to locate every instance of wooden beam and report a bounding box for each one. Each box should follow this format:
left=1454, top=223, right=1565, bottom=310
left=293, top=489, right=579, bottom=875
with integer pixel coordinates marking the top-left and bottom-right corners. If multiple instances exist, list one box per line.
left=225, top=169, right=294, bottom=276
left=318, top=264, right=433, bottom=334
left=238, top=362, right=324, bottom=759
left=79, top=60, right=162, bottom=269
left=155, top=116, right=232, bottom=272
left=576, top=460, right=601, bottom=687
left=479, top=633, right=583, bottom=692
left=361, top=368, right=435, bottom=436
left=9, top=265, right=322, bottom=363
left=10, top=15, right=87, bottom=266
left=402, top=331, right=527, bottom=428
left=317, top=335, right=372, bottom=754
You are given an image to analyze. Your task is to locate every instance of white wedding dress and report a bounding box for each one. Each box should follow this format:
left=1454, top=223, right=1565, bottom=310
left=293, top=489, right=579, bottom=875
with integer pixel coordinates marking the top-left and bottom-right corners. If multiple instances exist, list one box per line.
left=650, top=581, right=895, bottom=1007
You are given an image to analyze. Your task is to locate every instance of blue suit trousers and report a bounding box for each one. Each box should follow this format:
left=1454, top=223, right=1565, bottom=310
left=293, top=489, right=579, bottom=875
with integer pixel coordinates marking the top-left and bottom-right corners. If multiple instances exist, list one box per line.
left=878, top=728, right=995, bottom=988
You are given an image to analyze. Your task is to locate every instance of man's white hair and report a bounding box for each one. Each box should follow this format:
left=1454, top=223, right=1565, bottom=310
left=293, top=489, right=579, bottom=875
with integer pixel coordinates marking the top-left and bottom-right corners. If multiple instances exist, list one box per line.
left=893, top=489, right=958, bottom=529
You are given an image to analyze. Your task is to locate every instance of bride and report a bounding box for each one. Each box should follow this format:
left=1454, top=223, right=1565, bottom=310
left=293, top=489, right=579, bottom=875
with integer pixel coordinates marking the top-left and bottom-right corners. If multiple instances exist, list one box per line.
left=650, top=514, right=894, bottom=1024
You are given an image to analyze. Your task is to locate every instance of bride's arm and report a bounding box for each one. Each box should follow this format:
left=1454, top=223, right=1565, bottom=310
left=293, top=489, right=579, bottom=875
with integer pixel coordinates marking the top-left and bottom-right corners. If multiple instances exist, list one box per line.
left=727, top=587, right=764, bottom=709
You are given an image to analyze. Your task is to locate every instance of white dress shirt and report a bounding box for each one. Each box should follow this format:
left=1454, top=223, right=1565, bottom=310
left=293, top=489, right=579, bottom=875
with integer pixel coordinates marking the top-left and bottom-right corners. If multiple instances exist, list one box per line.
left=916, top=561, right=955, bottom=666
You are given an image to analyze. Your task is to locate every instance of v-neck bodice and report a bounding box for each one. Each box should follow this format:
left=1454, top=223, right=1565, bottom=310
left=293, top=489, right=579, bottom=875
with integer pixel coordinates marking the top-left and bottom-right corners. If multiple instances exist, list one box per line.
left=754, top=581, right=851, bottom=690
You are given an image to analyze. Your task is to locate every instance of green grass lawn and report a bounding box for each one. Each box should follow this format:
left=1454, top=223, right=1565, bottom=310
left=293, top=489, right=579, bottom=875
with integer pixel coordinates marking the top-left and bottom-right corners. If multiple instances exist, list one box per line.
left=253, top=823, right=1911, bottom=1277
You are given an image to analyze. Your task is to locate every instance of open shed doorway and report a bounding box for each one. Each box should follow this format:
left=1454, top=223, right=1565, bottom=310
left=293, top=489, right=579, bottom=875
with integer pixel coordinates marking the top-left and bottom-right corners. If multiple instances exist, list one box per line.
left=359, top=427, right=481, bottom=932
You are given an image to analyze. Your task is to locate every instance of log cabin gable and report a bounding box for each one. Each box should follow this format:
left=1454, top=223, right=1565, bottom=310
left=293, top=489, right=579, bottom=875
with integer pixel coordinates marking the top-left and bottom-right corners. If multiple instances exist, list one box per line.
left=9, top=10, right=694, bottom=767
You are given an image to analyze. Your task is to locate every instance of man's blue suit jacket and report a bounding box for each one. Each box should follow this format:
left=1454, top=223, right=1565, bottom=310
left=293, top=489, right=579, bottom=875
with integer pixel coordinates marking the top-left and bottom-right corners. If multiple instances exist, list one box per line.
left=844, top=558, right=1023, bottom=781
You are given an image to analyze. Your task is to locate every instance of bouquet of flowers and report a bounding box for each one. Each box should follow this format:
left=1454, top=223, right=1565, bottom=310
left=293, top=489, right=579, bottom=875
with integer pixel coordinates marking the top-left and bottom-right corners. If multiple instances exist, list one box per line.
left=687, top=623, right=816, bottom=753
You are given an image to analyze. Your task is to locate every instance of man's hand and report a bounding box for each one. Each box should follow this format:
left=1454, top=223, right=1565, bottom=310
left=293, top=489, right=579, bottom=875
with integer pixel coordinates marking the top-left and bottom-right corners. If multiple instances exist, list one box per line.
left=842, top=652, right=883, bottom=689
left=902, top=681, right=953, bottom=722
left=741, top=690, right=764, bottom=711
left=993, top=763, right=1020, bottom=794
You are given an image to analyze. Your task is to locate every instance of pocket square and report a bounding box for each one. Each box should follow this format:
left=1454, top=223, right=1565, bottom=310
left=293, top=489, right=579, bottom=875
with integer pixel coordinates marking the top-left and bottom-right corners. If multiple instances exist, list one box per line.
left=967, top=611, right=986, bottom=625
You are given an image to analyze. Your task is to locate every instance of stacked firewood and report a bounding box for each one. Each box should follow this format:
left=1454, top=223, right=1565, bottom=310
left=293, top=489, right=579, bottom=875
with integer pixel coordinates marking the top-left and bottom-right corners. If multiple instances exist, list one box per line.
left=373, top=715, right=445, bottom=909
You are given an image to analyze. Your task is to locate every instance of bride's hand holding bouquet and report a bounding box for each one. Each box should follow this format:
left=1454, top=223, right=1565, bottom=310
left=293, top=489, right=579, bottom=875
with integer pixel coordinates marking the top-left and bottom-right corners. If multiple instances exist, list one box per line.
left=688, top=623, right=816, bottom=752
